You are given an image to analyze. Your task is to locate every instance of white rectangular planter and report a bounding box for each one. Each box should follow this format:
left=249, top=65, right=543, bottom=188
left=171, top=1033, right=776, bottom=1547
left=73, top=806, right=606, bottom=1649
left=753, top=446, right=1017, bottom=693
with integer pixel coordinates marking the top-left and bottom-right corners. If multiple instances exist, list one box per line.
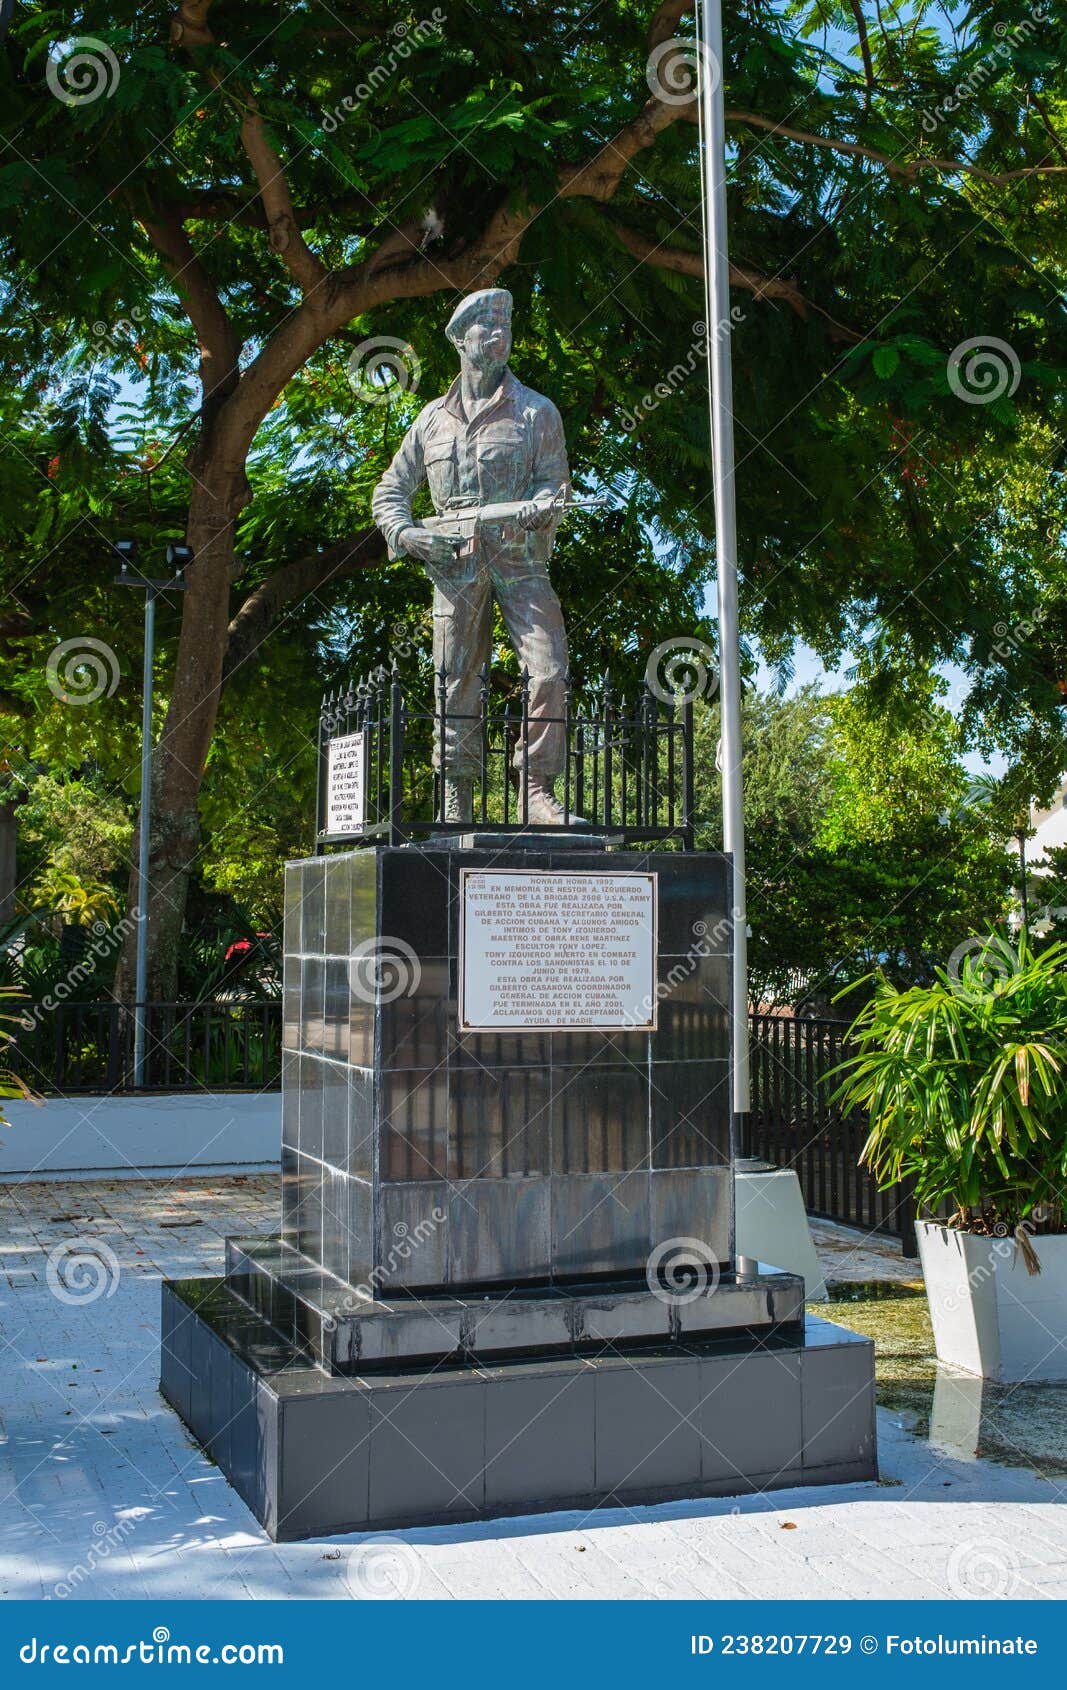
left=917, top=1219, right=1067, bottom=1383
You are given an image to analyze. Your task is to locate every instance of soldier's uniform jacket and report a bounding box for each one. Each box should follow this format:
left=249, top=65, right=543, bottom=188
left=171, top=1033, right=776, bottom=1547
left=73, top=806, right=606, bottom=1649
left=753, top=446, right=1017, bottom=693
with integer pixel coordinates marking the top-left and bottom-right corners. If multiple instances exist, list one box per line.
left=371, top=369, right=570, bottom=579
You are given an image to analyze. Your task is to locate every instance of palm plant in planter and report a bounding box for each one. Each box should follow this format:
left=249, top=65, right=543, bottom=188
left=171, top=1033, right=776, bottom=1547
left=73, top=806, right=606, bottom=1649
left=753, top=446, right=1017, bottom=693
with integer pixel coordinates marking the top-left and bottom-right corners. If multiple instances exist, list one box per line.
left=832, top=933, right=1067, bottom=1382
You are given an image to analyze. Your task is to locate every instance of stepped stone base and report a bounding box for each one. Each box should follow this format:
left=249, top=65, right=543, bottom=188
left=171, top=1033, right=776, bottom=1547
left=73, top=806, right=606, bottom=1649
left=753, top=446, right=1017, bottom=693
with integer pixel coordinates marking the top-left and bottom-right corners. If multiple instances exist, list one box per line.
left=161, top=1278, right=877, bottom=1542
left=226, top=1234, right=807, bottom=1371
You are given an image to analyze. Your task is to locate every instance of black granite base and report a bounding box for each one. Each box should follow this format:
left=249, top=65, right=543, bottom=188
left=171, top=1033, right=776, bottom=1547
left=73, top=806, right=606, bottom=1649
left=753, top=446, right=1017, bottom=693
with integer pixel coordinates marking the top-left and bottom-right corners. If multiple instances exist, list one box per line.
left=226, top=1233, right=806, bottom=1370
left=161, top=1278, right=877, bottom=1542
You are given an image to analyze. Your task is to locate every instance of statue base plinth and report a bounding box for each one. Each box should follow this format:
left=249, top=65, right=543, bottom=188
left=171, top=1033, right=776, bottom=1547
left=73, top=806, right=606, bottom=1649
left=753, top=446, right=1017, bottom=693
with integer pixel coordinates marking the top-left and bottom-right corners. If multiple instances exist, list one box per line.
left=162, top=1278, right=876, bottom=1541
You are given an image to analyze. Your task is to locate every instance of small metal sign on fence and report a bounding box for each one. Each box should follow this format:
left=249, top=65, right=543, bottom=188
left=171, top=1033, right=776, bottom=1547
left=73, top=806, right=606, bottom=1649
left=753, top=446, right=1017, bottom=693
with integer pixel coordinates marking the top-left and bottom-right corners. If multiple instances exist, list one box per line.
left=325, top=729, right=368, bottom=838
left=315, top=666, right=696, bottom=848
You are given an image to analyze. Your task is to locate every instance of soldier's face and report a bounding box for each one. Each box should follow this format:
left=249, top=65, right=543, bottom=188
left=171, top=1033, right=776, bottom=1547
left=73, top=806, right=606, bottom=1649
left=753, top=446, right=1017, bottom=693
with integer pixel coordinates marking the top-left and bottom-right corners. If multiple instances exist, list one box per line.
left=458, top=318, right=511, bottom=369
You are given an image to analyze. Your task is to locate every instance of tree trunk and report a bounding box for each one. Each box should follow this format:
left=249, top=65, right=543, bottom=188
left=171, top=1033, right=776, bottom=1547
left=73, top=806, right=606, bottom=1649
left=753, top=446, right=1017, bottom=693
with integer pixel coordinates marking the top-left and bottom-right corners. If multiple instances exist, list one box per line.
left=113, top=454, right=249, bottom=1002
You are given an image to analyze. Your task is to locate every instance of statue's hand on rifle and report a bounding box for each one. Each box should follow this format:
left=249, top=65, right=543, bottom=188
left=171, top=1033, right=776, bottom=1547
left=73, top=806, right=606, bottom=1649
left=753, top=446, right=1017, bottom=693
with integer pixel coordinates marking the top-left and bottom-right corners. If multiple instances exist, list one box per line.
left=399, top=525, right=465, bottom=567
left=513, top=498, right=558, bottom=533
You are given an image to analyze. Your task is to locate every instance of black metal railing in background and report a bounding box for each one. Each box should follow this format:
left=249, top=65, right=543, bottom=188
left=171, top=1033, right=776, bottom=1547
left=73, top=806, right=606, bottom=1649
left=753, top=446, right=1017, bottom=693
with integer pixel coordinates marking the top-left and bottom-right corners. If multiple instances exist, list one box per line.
left=9, top=1000, right=282, bottom=1096
left=748, top=1012, right=918, bottom=1257
left=316, top=665, right=696, bottom=849
left=9, top=997, right=914, bottom=1253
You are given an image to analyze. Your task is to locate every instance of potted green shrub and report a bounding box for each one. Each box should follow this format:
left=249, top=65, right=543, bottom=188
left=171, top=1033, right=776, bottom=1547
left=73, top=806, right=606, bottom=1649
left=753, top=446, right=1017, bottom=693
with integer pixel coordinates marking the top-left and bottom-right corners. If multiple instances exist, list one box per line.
left=832, top=933, right=1067, bottom=1382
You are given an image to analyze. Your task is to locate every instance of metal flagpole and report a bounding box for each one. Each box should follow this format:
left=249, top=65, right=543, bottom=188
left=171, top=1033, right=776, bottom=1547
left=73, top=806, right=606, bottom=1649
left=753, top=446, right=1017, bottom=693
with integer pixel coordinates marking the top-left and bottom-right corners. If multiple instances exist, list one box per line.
left=115, top=541, right=190, bottom=1087
left=133, top=586, right=155, bottom=1087
left=696, top=0, right=750, bottom=1118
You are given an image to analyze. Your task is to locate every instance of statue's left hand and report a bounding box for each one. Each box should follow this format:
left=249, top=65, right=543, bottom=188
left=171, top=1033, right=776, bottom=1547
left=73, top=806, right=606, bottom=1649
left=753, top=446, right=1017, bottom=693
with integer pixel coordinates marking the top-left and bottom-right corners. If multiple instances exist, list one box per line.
left=514, top=500, right=556, bottom=533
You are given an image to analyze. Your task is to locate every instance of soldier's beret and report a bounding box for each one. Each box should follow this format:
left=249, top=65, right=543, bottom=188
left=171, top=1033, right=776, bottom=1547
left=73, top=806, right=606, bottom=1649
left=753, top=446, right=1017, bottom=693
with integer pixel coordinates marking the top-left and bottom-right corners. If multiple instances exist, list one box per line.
left=445, top=288, right=513, bottom=342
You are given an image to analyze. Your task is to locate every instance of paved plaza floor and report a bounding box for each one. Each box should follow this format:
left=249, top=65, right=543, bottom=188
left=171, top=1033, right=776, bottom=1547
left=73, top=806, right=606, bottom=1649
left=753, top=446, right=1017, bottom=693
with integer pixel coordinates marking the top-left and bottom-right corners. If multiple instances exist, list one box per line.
left=0, top=1175, right=1065, bottom=1600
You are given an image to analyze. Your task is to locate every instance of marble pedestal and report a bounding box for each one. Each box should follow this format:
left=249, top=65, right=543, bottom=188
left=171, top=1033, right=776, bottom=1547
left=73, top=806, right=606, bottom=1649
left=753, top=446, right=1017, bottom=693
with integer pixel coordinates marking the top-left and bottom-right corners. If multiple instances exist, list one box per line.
left=161, top=840, right=876, bottom=1539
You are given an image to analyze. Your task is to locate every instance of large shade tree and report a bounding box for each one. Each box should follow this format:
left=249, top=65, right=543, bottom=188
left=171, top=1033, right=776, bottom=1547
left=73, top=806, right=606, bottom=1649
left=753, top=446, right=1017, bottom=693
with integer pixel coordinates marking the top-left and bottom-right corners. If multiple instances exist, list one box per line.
left=2, top=0, right=1065, bottom=995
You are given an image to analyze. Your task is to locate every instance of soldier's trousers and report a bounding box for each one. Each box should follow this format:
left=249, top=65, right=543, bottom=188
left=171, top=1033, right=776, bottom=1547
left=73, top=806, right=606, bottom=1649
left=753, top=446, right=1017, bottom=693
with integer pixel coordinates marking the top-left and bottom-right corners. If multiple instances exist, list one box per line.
left=431, top=559, right=568, bottom=781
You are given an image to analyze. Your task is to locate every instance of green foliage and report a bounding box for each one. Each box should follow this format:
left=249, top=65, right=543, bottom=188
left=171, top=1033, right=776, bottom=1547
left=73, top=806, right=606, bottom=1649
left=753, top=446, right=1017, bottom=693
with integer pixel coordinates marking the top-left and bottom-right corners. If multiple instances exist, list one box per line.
left=17, top=774, right=133, bottom=886
left=0, top=987, right=32, bottom=1124
left=820, top=678, right=968, bottom=848
left=832, top=934, right=1067, bottom=1236
left=1, top=1, right=1065, bottom=753
left=0, top=2, right=1064, bottom=995
left=695, top=683, right=1012, bottom=1005
left=1027, top=842, right=1067, bottom=942
left=30, top=867, right=120, bottom=928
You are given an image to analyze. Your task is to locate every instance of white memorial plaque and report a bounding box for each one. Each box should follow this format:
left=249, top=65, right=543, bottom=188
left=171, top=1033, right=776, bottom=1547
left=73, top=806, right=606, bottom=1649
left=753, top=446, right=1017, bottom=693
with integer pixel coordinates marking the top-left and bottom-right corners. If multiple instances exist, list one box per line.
left=459, top=869, right=657, bottom=1031
left=325, top=730, right=368, bottom=836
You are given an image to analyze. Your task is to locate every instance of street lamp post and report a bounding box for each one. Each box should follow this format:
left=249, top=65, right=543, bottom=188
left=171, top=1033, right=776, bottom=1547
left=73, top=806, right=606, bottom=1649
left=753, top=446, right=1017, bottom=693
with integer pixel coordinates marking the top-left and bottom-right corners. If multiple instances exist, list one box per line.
left=114, top=541, right=190, bottom=1085
left=696, top=0, right=749, bottom=1121
left=1015, top=826, right=1030, bottom=931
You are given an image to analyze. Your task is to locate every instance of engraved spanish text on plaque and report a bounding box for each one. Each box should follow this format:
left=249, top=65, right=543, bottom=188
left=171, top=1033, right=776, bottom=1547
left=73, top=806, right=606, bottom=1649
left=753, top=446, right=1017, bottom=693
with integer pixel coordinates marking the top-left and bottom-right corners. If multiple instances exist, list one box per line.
left=325, top=730, right=368, bottom=837
left=459, top=869, right=657, bottom=1031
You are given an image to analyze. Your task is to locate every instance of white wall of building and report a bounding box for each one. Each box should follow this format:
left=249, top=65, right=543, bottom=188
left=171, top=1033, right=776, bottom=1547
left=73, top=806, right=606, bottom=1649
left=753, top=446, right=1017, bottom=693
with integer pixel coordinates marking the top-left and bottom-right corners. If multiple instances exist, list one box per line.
left=1027, top=777, right=1067, bottom=866
left=0, top=1091, right=281, bottom=1181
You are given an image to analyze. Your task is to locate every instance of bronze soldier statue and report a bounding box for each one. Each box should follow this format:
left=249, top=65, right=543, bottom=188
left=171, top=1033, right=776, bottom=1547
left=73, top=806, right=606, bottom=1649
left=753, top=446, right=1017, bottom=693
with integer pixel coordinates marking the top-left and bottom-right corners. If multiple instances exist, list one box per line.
left=371, top=288, right=575, bottom=826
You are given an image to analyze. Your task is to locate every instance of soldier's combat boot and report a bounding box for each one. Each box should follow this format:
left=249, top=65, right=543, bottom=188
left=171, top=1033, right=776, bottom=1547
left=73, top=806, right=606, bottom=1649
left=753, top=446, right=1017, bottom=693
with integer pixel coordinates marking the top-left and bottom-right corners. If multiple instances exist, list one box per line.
left=443, top=776, right=474, bottom=823
left=526, top=781, right=567, bottom=826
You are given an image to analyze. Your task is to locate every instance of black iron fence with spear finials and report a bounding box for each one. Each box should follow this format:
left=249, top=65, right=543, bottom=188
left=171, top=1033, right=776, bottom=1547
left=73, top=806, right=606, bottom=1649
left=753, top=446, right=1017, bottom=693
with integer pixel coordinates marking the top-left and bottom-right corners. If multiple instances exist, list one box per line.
left=314, top=664, right=697, bottom=849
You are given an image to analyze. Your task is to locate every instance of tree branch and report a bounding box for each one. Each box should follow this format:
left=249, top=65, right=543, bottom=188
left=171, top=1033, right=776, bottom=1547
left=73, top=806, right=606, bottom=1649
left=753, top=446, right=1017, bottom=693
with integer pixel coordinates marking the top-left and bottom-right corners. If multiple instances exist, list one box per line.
left=168, top=0, right=327, bottom=295
left=238, top=108, right=328, bottom=296
left=169, top=1, right=216, bottom=51
left=847, top=0, right=876, bottom=113
left=140, top=213, right=240, bottom=410
left=1029, top=93, right=1067, bottom=169
left=560, top=94, right=690, bottom=203
left=723, top=107, right=1067, bottom=185
left=164, top=187, right=378, bottom=232
left=222, top=530, right=388, bottom=683
left=648, top=1, right=693, bottom=52
left=607, top=220, right=862, bottom=342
